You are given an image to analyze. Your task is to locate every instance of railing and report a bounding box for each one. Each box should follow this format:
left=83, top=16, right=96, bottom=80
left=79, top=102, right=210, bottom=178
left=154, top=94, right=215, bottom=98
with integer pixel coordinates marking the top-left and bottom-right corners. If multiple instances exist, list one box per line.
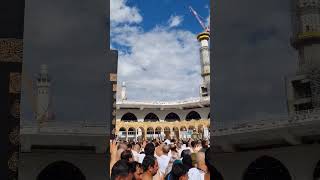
left=117, top=96, right=210, bottom=106
left=213, top=108, right=320, bottom=136
left=20, top=121, right=108, bottom=135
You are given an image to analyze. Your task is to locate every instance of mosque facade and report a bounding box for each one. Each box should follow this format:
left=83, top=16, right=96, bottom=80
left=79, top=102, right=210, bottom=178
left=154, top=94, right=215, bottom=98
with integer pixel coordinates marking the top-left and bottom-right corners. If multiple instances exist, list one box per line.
left=114, top=32, right=211, bottom=141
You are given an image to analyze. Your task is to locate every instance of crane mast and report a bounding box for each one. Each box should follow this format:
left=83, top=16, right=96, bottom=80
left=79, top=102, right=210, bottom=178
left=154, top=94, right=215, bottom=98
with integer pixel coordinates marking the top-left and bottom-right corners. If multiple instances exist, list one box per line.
left=189, top=6, right=210, bottom=33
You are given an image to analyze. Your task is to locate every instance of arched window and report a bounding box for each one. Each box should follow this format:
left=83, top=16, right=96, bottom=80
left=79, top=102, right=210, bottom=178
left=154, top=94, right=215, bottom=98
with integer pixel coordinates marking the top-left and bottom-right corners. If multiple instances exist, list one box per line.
left=180, top=126, right=187, bottom=131
left=155, top=127, right=162, bottom=135
left=119, top=127, right=127, bottom=138
left=147, top=127, right=154, bottom=134
left=121, top=112, right=137, bottom=122
left=137, top=127, right=145, bottom=141
left=144, top=113, right=159, bottom=122
left=243, top=156, right=291, bottom=180
left=165, top=112, right=180, bottom=122
left=314, top=160, right=320, bottom=180
left=37, top=161, right=86, bottom=180
left=185, top=111, right=201, bottom=121
left=128, top=127, right=135, bottom=135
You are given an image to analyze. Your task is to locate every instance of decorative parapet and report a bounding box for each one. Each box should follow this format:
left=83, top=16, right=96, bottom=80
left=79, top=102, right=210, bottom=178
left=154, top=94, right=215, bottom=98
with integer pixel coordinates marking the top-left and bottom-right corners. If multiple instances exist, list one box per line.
left=0, top=38, right=23, bottom=62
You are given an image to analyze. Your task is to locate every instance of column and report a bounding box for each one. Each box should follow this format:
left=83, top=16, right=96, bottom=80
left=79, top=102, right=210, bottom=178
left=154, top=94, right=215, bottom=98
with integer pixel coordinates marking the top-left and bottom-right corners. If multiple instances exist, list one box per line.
left=126, top=130, right=128, bottom=141
left=135, top=128, right=138, bottom=142
left=170, top=128, right=174, bottom=139
left=143, top=128, right=146, bottom=140
left=161, top=128, right=164, bottom=140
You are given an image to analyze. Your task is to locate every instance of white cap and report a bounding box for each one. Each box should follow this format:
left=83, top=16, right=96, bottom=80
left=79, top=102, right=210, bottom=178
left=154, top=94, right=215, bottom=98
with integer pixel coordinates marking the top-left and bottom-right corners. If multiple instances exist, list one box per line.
left=164, top=139, right=171, bottom=145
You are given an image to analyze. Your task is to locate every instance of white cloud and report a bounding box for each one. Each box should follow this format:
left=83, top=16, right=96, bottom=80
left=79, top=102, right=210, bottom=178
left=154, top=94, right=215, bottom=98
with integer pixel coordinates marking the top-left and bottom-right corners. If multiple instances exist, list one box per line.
left=111, top=2, right=202, bottom=101
left=168, top=15, right=184, bottom=28
left=110, top=0, right=142, bottom=24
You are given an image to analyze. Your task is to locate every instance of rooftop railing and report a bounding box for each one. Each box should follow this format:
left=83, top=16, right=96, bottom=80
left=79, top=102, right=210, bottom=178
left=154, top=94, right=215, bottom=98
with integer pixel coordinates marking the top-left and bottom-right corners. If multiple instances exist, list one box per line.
left=20, top=121, right=108, bottom=135
left=213, top=108, right=320, bottom=136
left=117, top=96, right=210, bottom=106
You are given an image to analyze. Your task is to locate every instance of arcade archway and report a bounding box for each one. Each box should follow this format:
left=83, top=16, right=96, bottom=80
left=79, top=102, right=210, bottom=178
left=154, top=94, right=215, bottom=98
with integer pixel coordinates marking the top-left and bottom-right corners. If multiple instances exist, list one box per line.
left=121, top=112, right=137, bottom=122
left=186, top=111, right=201, bottom=121
left=155, top=127, right=162, bottom=139
left=137, top=127, right=145, bottom=141
left=180, top=126, right=187, bottom=139
left=127, top=127, right=136, bottom=141
left=243, top=156, right=291, bottom=180
left=146, top=127, right=154, bottom=140
left=164, top=112, right=180, bottom=122
left=144, top=113, right=159, bottom=122
left=119, top=127, right=127, bottom=140
left=37, top=161, right=85, bottom=180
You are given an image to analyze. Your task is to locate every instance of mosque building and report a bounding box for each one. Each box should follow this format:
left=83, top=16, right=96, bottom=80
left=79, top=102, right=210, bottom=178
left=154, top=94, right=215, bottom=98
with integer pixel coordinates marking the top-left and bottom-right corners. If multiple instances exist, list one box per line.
left=114, top=31, right=211, bottom=141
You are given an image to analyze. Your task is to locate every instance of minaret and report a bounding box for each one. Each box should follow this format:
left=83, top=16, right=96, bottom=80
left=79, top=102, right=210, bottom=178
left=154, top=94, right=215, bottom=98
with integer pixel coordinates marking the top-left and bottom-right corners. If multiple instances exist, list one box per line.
left=197, top=31, right=210, bottom=97
left=121, top=81, right=127, bottom=101
left=287, top=0, right=320, bottom=113
left=291, top=0, right=320, bottom=73
left=36, top=64, right=51, bottom=123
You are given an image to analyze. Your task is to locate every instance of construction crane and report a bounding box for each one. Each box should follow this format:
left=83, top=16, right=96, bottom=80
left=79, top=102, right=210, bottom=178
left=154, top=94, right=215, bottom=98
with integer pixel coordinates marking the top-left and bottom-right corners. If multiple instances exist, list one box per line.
left=189, top=6, right=210, bottom=33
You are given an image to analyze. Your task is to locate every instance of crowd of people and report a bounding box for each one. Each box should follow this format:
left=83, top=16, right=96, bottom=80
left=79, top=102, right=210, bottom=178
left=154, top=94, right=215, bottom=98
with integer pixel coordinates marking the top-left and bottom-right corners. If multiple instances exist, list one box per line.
left=110, top=138, right=221, bottom=180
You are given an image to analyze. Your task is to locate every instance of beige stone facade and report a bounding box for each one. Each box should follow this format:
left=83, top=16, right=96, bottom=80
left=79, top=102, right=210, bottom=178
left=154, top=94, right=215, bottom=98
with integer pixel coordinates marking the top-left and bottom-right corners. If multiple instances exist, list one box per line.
left=115, top=104, right=210, bottom=141
left=115, top=119, right=210, bottom=141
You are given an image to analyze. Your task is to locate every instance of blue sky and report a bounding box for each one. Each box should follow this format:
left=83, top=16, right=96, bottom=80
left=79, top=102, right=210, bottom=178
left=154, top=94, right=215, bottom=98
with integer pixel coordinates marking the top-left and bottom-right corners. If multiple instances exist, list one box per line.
left=125, top=0, right=210, bottom=33
left=110, top=0, right=210, bottom=102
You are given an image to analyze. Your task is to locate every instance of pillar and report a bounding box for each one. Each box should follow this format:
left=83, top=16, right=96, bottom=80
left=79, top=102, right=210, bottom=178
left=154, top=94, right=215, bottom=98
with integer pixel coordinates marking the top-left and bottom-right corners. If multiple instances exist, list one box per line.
left=143, top=128, right=146, bottom=140
left=135, top=128, right=138, bottom=142
left=126, top=130, right=128, bottom=141
left=161, top=128, right=164, bottom=140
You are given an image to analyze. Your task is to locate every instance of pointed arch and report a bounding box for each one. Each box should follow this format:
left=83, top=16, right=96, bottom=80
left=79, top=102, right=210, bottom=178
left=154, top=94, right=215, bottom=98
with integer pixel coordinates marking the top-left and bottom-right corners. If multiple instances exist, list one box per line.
left=118, top=127, right=127, bottom=139
left=121, top=112, right=137, bottom=122
left=137, top=127, right=145, bottom=141
left=185, top=111, right=201, bottom=121
left=144, top=113, right=159, bottom=122
left=180, top=126, right=187, bottom=131
left=155, top=127, right=162, bottom=134
left=243, top=156, right=291, bottom=180
left=164, top=112, right=180, bottom=122
left=128, top=127, right=136, bottom=135
left=147, top=127, right=154, bottom=134
left=37, top=161, right=85, bottom=180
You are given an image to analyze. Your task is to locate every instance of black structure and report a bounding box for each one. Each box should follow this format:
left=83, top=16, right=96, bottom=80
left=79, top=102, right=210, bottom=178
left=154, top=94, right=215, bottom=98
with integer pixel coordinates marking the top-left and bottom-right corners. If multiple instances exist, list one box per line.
left=0, top=0, right=25, bottom=179
left=37, top=161, right=86, bottom=180
left=243, top=156, right=292, bottom=180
